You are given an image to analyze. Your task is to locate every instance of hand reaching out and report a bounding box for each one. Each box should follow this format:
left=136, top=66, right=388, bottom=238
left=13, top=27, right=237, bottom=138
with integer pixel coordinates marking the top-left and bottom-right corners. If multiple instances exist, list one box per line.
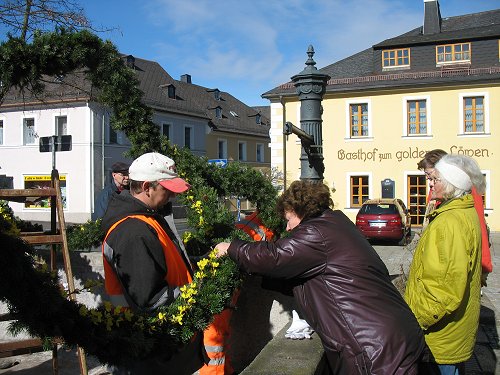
left=215, top=242, right=230, bottom=257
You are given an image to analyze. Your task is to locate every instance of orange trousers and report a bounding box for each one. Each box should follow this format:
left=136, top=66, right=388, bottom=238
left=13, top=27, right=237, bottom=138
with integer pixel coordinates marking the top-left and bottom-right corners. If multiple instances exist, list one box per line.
left=199, top=308, right=234, bottom=375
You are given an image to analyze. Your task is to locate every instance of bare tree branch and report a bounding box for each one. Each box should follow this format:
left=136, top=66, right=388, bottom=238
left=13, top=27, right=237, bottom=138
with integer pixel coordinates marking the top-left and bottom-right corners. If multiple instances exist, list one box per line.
left=0, top=0, right=115, bottom=41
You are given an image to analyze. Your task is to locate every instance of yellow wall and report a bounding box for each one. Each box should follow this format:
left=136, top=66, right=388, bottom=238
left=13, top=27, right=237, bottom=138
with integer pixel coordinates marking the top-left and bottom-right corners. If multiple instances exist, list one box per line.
left=270, top=82, right=500, bottom=230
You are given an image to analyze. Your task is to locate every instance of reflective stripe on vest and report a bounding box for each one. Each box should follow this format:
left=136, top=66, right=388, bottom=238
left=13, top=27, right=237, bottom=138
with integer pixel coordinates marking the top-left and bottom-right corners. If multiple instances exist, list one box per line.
left=235, top=219, right=267, bottom=241
left=102, top=215, right=192, bottom=305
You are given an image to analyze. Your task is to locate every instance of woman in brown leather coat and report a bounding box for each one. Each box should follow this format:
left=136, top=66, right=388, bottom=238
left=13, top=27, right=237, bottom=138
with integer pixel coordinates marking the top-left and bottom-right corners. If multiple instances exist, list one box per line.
left=216, top=180, right=425, bottom=374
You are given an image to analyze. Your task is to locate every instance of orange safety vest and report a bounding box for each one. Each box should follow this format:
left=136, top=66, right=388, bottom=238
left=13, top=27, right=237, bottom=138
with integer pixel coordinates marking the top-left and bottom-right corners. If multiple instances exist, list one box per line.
left=235, top=211, right=274, bottom=241
left=102, top=215, right=192, bottom=307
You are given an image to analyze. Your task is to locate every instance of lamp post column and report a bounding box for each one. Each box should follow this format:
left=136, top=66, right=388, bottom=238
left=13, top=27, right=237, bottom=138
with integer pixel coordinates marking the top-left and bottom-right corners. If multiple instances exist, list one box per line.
left=291, top=45, right=330, bottom=182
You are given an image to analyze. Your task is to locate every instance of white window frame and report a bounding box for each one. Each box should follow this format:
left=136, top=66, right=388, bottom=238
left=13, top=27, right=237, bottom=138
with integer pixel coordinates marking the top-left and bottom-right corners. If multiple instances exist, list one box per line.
left=402, top=95, right=432, bottom=137
left=238, top=141, right=247, bottom=162
left=345, top=172, right=372, bottom=210
left=345, top=99, right=372, bottom=140
left=256, top=143, right=264, bottom=162
left=218, top=139, right=227, bottom=159
left=458, top=92, right=489, bottom=136
left=23, top=117, right=36, bottom=145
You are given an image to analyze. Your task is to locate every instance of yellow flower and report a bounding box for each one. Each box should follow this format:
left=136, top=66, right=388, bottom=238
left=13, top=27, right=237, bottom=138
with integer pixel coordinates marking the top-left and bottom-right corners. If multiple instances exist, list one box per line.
left=197, top=258, right=209, bottom=270
left=158, top=312, right=166, bottom=321
left=195, top=271, right=205, bottom=279
left=171, top=314, right=183, bottom=325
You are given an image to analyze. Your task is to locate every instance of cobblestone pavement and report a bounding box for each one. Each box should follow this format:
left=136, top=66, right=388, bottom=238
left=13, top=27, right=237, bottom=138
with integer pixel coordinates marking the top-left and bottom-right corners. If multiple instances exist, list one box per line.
left=1, top=231, right=499, bottom=374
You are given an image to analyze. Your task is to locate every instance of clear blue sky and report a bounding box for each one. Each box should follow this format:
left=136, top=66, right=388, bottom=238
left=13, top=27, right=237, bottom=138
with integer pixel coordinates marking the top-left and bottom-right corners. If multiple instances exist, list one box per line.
left=4, top=0, right=500, bottom=106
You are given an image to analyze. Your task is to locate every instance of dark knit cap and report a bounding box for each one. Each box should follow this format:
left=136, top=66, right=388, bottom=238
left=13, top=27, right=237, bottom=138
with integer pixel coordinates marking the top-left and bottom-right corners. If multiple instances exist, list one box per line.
left=111, top=161, right=130, bottom=173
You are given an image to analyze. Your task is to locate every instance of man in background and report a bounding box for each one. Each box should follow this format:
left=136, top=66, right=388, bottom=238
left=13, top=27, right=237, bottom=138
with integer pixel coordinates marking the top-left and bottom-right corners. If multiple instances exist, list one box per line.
left=92, top=161, right=130, bottom=220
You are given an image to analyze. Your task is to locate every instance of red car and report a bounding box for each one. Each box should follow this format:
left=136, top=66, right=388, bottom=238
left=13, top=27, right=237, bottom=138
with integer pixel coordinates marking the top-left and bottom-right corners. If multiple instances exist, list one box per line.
left=355, top=198, right=412, bottom=244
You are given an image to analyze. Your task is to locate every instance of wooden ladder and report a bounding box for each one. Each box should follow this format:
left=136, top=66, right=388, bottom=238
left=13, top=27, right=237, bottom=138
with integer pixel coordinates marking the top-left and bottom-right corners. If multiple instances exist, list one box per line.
left=0, top=169, right=88, bottom=374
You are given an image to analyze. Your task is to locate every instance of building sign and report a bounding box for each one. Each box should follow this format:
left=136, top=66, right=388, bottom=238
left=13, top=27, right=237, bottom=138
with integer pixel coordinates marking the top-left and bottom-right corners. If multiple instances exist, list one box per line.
left=23, top=175, right=67, bottom=209
left=337, top=146, right=490, bottom=163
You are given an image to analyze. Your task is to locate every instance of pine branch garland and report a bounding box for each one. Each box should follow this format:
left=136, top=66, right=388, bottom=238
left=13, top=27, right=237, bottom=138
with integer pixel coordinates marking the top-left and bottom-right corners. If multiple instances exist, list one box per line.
left=0, top=232, right=242, bottom=366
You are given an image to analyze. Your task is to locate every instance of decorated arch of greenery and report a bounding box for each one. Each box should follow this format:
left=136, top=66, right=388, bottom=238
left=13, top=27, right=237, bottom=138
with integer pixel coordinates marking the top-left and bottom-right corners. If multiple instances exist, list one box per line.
left=0, top=29, right=285, bottom=365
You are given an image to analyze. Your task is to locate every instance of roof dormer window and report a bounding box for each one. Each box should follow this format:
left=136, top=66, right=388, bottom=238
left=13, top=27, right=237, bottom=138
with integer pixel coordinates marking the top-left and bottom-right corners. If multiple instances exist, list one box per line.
left=214, top=89, right=220, bottom=100
left=160, top=83, right=176, bottom=99
left=230, top=110, right=238, bottom=117
left=382, top=48, right=410, bottom=68
left=436, top=42, right=470, bottom=64
left=255, top=114, right=261, bottom=124
left=167, top=84, right=176, bottom=99
left=215, top=107, right=222, bottom=119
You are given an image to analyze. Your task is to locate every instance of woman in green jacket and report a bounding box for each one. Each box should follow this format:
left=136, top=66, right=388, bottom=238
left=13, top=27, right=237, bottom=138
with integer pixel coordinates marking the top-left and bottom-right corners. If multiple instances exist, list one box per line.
left=405, top=154, right=483, bottom=375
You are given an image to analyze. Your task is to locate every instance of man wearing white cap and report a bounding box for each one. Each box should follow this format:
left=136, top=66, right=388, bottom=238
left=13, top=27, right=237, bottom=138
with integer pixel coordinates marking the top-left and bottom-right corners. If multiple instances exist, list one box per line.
left=101, top=152, right=207, bottom=374
left=405, top=154, right=483, bottom=374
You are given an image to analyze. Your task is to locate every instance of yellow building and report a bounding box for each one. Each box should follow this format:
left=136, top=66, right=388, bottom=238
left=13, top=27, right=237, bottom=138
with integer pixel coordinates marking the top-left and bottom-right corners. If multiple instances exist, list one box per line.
left=263, top=1, right=500, bottom=231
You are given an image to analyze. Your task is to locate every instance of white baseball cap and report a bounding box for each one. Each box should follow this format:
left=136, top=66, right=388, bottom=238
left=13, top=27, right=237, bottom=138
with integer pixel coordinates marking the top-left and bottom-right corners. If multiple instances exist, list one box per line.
left=129, top=152, right=190, bottom=193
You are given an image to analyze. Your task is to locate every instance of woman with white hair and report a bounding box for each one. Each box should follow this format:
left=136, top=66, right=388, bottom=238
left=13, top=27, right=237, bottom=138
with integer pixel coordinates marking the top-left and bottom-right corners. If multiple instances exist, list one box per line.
left=405, top=154, right=482, bottom=374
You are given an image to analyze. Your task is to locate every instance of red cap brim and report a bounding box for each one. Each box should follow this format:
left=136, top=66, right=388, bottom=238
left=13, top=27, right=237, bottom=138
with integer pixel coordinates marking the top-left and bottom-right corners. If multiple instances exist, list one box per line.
left=158, top=178, right=191, bottom=193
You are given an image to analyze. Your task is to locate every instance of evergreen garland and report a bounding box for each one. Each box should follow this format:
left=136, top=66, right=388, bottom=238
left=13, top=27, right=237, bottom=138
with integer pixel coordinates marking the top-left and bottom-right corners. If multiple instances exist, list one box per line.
left=0, top=232, right=241, bottom=366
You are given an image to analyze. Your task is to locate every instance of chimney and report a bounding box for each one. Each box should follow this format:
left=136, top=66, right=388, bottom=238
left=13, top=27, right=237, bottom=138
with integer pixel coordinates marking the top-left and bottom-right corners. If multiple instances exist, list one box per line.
left=181, top=74, right=192, bottom=84
left=423, top=0, right=441, bottom=35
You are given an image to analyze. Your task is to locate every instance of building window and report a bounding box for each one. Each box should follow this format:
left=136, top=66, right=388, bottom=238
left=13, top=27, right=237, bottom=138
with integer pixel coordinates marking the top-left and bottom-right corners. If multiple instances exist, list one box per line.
left=349, top=103, right=369, bottom=137
left=256, top=114, right=261, bottom=125
left=407, top=100, right=427, bottom=135
left=238, top=141, right=247, bottom=162
left=256, top=143, right=264, bottom=162
left=463, top=96, right=484, bottom=133
left=218, top=139, right=227, bottom=159
left=161, top=123, right=171, bottom=140
left=382, top=48, right=410, bottom=68
left=214, top=89, right=220, bottom=100
left=0, top=120, right=3, bottom=145
left=215, top=107, right=222, bottom=119
left=407, top=174, right=427, bottom=226
left=350, top=175, right=369, bottom=208
left=23, top=118, right=36, bottom=145
left=55, top=116, right=67, bottom=136
left=436, top=42, right=471, bottom=63
left=184, top=126, right=192, bottom=149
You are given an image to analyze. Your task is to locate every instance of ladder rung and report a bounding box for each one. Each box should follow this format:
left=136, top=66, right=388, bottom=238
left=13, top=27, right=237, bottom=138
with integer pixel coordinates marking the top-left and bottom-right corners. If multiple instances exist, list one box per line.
left=21, top=234, right=64, bottom=245
left=0, top=339, right=46, bottom=358
left=0, top=312, right=15, bottom=322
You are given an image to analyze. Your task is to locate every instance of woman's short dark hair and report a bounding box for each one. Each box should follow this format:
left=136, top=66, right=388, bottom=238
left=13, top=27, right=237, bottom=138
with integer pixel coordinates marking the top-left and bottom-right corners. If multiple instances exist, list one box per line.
left=276, top=180, right=333, bottom=221
left=417, top=149, right=447, bottom=170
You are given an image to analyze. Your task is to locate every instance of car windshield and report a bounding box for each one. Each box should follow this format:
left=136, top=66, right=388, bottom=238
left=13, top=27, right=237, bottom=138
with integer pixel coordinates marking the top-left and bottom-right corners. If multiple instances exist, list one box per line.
left=360, top=204, right=398, bottom=215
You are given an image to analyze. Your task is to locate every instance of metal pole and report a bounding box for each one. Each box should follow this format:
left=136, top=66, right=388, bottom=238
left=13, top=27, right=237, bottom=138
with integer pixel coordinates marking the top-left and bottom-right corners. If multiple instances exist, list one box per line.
left=290, top=46, right=330, bottom=182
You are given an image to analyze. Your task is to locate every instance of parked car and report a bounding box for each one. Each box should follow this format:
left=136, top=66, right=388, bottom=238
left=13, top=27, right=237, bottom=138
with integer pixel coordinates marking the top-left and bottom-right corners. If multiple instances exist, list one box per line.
left=355, top=198, right=411, bottom=244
